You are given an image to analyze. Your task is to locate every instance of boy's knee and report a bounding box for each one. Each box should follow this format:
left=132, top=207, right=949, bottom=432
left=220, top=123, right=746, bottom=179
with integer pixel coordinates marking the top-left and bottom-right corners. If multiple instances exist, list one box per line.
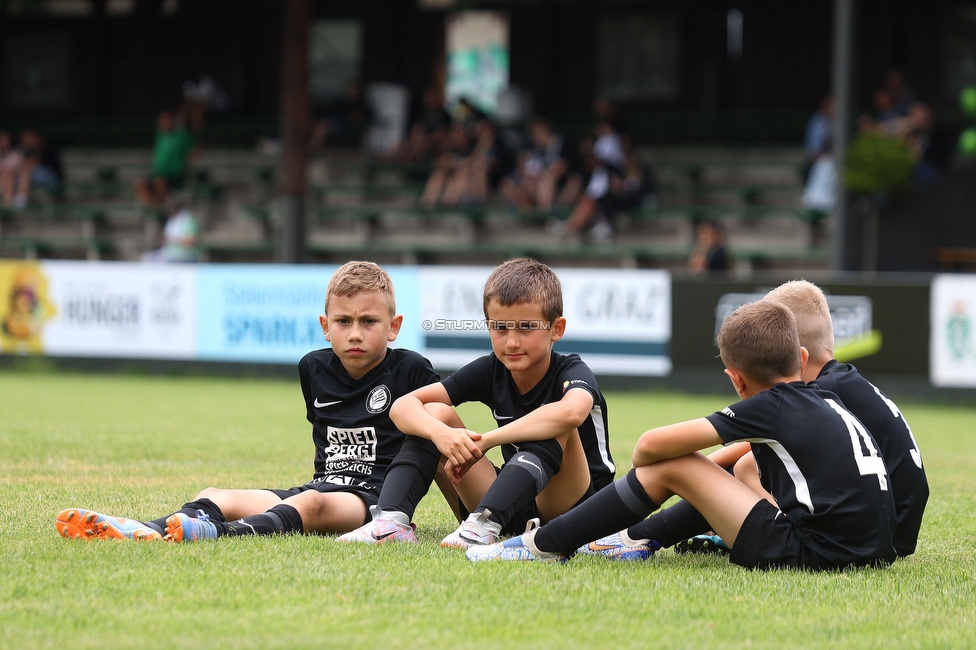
left=518, top=439, right=564, bottom=472
left=195, top=486, right=222, bottom=500
left=388, top=436, right=441, bottom=473
left=510, top=451, right=553, bottom=492
left=732, top=452, right=757, bottom=480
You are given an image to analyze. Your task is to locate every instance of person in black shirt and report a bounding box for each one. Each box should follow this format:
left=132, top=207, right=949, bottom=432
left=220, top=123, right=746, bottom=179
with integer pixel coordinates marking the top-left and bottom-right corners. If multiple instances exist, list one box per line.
left=56, top=262, right=438, bottom=543
left=766, top=280, right=928, bottom=556
left=585, top=280, right=928, bottom=561
left=338, top=258, right=614, bottom=548
left=468, top=300, right=897, bottom=570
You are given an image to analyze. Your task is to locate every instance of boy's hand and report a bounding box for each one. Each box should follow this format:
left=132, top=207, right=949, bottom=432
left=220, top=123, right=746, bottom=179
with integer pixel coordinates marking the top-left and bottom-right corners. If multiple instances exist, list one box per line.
left=432, top=427, right=483, bottom=483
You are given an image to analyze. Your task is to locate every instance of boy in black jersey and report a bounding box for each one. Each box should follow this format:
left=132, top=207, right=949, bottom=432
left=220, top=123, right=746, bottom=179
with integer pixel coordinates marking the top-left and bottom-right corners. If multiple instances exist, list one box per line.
left=468, top=299, right=898, bottom=570
left=581, top=279, right=928, bottom=561
left=56, top=261, right=440, bottom=543
left=764, top=280, right=927, bottom=555
left=338, top=257, right=614, bottom=548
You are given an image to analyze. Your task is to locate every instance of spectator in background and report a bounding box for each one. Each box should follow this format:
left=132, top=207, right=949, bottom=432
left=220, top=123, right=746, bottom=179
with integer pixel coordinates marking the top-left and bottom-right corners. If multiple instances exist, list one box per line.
left=500, top=116, right=582, bottom=214
left=454, top=117, right=514, bottom=207
left=801, top=137, right=837, bottom=216
left=418, top=121, right=474, bottom=208
left=900, top=102, right=951, bottom=187
left=419, top=115, right=513, bottom=208
left=0, top=130, right=24, bottom=207
left=553, top=116, right=628, bottom=242
left=309, top=79, right=372, bottom=153
left=803, top=96, right=833, bottom=183
left=393, top=85, right=452, bottom=165
left=884, top=68, right=918, bottom=120
left=142, top=201, right=200, bottom=263
left=687, top=220, right=730, bottom=274
left=6, top=129, right=62, bottom=209
left=135, top=108, right=200, bottom=209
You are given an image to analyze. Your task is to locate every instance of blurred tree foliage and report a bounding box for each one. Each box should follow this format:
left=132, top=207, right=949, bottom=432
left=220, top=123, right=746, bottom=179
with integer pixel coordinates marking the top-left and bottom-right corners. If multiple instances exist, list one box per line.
left=843, top=132, right=915, bottom=196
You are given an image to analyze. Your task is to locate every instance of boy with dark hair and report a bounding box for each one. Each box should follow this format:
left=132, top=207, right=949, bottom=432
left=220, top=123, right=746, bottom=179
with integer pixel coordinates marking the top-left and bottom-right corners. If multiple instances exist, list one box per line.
left=468, top=300, right=898, bottom=570
left=57, top=261, right=440, bottom=542
left=338, top=257, right=615, bottom=547
left=582, top=280, right=927, bottom=561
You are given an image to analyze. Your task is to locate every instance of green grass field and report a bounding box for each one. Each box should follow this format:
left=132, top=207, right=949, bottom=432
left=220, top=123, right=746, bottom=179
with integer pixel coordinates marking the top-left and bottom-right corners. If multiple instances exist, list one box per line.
left=1, top=369, right=974, bottom=649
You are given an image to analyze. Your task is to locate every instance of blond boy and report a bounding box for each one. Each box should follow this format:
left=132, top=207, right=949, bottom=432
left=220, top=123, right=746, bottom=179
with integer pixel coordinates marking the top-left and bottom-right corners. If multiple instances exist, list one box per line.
left=57, top=261, right=439, bottom=542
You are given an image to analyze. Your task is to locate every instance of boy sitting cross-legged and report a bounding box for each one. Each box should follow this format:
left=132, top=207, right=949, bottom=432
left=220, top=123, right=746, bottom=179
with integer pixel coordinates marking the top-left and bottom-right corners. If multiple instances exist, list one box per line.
left=467, top=299, right=898, bottom=570
left=337, top=257, right=615, bottom=548
left=57, top=261, right=440, bottom=543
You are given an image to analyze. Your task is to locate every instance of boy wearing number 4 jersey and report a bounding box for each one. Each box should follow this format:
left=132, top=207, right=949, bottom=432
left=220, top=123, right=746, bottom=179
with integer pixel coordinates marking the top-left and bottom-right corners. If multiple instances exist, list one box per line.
left=468, top=299, right=898, bottom=570
left=582, top=279, right=927, bottom=561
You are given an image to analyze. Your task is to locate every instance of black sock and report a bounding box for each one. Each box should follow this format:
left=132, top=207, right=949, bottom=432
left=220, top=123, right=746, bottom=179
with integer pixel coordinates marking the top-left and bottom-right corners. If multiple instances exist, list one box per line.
left=478, top=451, right=556, bottom=534
left=377, top=438, right=441, bottom=519
left=626, top=498, right=711, bottom=548
left=535, top=469, right=659, bottom=555
left=149, top=498, right=226, bottom=535
left=218, top=504, right=304, bottom=538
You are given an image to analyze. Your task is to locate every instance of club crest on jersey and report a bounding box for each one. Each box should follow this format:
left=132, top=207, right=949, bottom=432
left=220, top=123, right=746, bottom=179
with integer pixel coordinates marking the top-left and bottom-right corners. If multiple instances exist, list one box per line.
left=366, top=385, right=391, bottom=414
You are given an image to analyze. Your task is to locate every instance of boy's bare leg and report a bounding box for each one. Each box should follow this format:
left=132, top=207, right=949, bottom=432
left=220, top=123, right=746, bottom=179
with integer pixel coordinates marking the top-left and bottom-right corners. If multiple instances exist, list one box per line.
left=535, top=429, right=590, bottom=523
left=194, top=486, right=285, bottom=521
left=527, top=453, right=763, bottom=557
left=633, top=453, right=763, bottom=549
left=732, top=451, right=777, bottom=506
left=281, top=490, right=368, bottom=534
left=197, top=487, right=370, bottom=534
left=454, top=456, right=501, bottom=514
left=434, top=469, right=464, bottom=522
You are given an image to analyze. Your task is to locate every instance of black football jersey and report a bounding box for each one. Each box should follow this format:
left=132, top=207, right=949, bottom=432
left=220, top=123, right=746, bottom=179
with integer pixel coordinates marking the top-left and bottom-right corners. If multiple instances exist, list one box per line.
left=298, top=347, right=439, bottom=493
left=706, top=381, right=897, bottom=566
left=441, top=351, right=615, bottom=491
left=812, top=360, right=929, bottom=555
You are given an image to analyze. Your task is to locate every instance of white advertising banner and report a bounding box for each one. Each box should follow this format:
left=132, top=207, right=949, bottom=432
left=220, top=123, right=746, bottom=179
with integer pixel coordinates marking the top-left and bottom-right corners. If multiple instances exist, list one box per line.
left=419, top=266, right=672, bottom=375
left=930, top=274, right=976, bottom=387
left=0, top=261, right=197, bottom=359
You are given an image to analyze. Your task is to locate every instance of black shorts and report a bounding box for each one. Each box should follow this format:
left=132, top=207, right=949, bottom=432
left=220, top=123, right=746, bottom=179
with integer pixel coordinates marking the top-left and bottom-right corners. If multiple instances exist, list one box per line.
left=457, top=464, right=598, bottom=536
left=731, top=500, right=872, bottom=571
left=267, top=480, right=378, bottom=526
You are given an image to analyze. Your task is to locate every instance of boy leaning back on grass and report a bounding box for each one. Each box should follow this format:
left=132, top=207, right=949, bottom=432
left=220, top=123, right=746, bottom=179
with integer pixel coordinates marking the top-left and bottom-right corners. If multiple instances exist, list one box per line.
left=580, top=279, right=928, bottom=561
left=468, top=299, right=899, bottom=570
left=56, top=261, right=440, bottom=543
left=337, top=257, right=615, bottom=548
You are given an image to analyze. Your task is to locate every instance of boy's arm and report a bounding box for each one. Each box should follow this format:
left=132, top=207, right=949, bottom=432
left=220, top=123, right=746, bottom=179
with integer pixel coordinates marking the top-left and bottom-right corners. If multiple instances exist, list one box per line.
left=389, top=382, right=483, bottom=469
left=707, top=441, right=752, bottom=468
left=475, top=386, right=594, bottom=451
left=632, top=418, right=724, bottom=467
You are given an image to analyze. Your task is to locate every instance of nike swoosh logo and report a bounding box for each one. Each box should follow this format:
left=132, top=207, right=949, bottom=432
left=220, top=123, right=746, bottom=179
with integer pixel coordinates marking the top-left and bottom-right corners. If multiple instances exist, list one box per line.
left=516, top=457, right=542, bottom=472
left=588, top=542, right=621, bottom=552
left=492, top=409, right=514, bottom=420
left=314, top=399, right=342, bottom=408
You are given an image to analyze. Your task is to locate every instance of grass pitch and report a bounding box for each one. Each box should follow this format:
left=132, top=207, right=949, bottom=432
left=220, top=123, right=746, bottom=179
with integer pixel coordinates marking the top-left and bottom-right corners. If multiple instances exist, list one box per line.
left=1, top=369, right=974, bottom=649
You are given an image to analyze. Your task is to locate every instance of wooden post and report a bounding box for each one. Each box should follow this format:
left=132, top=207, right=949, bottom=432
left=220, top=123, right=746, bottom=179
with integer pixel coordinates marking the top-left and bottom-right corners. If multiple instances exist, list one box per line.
left=278, top=0, right=310, bottom=264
